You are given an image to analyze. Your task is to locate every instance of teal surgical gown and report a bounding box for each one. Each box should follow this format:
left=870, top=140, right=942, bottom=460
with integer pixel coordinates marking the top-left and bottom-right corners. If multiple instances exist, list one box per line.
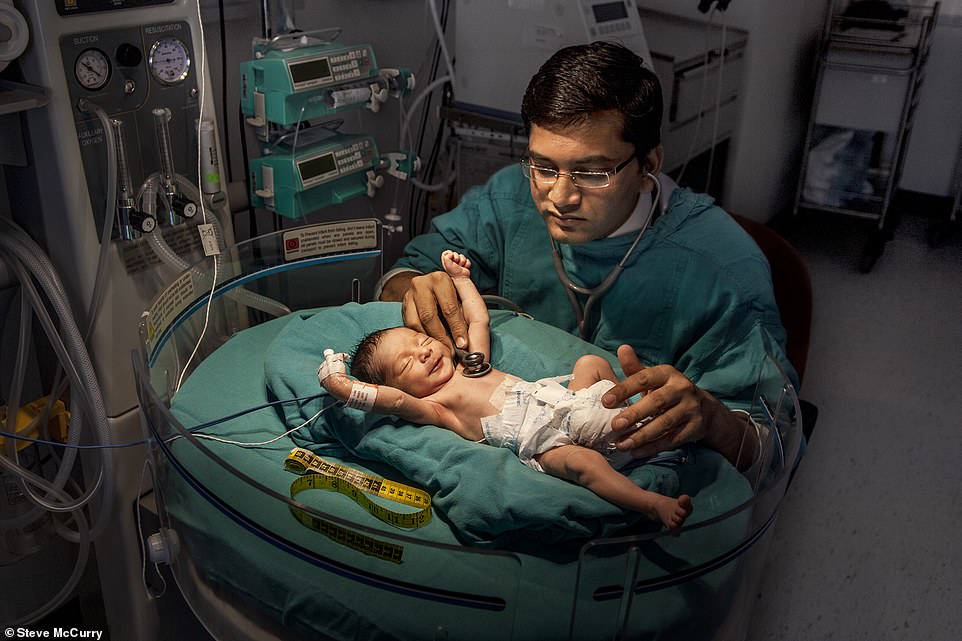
left=392, top=165, right=799, bottom=411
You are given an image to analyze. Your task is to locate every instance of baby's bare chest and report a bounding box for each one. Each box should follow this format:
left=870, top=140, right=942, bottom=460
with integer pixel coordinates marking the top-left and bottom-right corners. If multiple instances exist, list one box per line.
left=439, top=370, right=510, bottom=424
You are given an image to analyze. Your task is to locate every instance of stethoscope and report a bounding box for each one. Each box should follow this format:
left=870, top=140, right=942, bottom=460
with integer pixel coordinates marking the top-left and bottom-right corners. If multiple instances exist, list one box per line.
left=455, top=348, right=492, bottom=378
left=551, top=171, right=663, bottom=340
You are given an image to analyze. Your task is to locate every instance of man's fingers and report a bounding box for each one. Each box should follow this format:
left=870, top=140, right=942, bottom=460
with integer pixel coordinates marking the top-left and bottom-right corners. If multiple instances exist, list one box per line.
left=401, top=290, right=425, bottom=334
left=412, top=284, right=453, bottom=346
left=438, top=297, right=469, bottom=350
left=403, top=272, right=468, bottom=350
left=608, top=385, right=671, bottom=435
left=602, top=363, right=668, bottom=410
left=616, top=409, right=684, bottom=453
left=617, top=344, right=645, bottom=376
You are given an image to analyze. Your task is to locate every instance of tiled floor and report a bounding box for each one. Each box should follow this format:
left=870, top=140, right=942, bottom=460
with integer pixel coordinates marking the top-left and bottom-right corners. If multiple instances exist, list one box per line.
left=747, top=209, right=962, bottom=640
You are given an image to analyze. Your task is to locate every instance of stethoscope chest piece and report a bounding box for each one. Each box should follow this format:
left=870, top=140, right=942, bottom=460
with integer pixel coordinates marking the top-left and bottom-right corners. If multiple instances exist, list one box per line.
left=458, top=350, right=492, bottom=378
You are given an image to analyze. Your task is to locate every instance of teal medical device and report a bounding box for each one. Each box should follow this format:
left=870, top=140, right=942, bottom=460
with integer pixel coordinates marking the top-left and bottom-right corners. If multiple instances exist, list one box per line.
left=240, top=33, right=415, bottom=130
left=249, top=131, right=418, bottom=219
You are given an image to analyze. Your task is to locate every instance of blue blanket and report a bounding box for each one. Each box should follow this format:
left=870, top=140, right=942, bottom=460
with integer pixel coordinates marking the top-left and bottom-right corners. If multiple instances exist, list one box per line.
left=264, top=302, right=749, bottom=546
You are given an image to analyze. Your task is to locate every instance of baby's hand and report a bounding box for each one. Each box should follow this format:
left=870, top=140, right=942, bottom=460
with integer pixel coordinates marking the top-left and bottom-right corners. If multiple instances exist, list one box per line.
left=441, top=250, right=472, bottom=279
left=318, top=349, right=348, bottom=387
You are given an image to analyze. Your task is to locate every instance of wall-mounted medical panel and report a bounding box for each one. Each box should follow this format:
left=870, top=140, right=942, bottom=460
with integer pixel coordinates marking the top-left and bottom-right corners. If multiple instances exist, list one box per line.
left=59, top=21, right=200, bottom=238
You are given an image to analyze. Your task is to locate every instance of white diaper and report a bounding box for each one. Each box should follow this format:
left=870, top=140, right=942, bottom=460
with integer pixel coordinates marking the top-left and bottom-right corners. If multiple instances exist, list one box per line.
left=481, top=377, right=633, bottom=471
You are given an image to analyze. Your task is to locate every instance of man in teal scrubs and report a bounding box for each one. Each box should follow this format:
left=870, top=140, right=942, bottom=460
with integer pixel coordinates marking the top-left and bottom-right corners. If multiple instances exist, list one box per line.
left=378, top=42, right=797, bottom=469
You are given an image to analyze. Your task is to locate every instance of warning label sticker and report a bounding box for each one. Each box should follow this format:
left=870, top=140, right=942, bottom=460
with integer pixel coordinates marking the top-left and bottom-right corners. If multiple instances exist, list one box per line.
left=282, top=220, right=378, bottom=261
left=144, top=271, right=196, bottom=355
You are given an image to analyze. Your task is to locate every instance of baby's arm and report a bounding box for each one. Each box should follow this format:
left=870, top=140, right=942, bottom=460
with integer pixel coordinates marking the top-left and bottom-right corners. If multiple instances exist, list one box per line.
left=318, top=352, right=455, bottom=427
left=441, top=250, right=490, bottom=358
left=320, top=372, right=447, bottom=425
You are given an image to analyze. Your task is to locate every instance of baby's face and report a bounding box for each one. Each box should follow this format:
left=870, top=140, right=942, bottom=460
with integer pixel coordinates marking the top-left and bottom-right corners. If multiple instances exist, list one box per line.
left=378, top=328, right=455, bottom=397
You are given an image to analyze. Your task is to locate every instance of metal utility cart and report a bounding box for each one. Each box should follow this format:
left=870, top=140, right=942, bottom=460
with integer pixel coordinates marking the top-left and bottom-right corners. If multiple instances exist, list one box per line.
left=927, top=147, right=961, bottom=247
left=794, top=2, right=939, bottom=272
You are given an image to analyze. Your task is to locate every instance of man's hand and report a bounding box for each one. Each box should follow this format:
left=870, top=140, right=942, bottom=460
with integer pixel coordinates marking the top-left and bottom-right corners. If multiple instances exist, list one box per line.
left=602, top=345, right=736, bottom=461
left=400, top=271, right=469, bottom=351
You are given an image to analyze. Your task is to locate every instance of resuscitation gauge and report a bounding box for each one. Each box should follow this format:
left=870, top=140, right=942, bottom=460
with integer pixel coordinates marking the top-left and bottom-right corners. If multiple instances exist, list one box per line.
left=74, top=48, right=111, bottom=91
left=148, top=37, right=190, bottom=85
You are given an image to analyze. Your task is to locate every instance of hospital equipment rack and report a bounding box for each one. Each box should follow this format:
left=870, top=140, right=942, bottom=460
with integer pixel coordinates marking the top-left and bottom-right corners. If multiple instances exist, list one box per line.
left=926, top=143, right=962, bottom=247
left=794, top=2, right=939, bottom=272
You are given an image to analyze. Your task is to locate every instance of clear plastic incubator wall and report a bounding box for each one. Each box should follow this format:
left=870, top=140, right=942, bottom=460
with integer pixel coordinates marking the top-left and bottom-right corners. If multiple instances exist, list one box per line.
left=135, top=222, right=804, bottom=641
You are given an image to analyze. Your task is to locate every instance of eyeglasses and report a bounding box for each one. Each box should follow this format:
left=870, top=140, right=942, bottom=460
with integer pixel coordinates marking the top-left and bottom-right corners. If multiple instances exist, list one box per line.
left=520, top=153, right=637, bottom=189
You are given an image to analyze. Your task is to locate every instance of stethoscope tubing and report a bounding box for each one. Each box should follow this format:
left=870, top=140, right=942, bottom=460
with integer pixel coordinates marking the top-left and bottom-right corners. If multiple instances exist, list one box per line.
left=551, top=172, right=663, bottom=339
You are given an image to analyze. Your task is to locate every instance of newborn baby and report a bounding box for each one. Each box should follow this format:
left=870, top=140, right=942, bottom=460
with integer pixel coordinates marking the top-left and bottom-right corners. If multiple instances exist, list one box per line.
left=319, top=250, right=692, bottom=529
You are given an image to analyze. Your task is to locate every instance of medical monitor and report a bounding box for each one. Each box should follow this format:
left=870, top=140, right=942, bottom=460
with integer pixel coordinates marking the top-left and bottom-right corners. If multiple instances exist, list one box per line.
left=453, top=0, right=653, bottom=121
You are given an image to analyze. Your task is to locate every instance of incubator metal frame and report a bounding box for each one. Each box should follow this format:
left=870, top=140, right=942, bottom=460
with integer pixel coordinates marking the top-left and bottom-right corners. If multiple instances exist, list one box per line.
left=133, top=224, right=803, bottom=641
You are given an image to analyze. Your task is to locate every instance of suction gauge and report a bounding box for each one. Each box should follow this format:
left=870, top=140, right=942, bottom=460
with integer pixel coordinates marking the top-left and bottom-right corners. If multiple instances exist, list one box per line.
left=148, top=38, right=191, bottom=85
left=75, top=49, right=111, bottom=91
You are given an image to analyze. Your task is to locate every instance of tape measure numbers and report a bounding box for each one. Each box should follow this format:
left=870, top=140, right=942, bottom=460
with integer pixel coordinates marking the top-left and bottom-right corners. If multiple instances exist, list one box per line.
left=287, top=493, right=405, bottom=564
left=283, top=448, right=434, bottom=563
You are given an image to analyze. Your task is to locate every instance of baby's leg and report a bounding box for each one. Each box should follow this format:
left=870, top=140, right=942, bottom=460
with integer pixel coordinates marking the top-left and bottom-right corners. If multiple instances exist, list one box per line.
left=569, top=354, right=618, bottom=391
left=537, top=445, right=693, bottom=529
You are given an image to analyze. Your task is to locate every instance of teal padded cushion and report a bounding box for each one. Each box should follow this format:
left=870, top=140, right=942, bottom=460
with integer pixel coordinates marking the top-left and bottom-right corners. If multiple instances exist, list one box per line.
left=263, top=302, right=748, bottom=545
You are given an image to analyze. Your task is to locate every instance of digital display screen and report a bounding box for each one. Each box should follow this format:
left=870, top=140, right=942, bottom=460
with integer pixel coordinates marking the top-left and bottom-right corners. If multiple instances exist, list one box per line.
left=298, top=152, right=337, bottom=182
left=289, top=57, right=332, bottom=84
left=592, top=1, right=628, bottom=23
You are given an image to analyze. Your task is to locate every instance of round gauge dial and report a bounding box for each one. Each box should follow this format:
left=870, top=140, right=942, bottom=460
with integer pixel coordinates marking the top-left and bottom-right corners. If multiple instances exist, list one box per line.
left=75, top=49, right=111, bottom=91
left=148, top=38, right=191, bottom=85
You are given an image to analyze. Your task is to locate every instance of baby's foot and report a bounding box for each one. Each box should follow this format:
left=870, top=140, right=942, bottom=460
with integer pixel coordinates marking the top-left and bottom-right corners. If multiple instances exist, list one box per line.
left=441, top=250, right=472, bottom=279
left=655, top=494, right=693, bottom=530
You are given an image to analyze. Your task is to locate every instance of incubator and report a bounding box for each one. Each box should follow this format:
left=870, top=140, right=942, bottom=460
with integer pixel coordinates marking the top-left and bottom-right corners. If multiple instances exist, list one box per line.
left=134, top=224, right=804, bottom=641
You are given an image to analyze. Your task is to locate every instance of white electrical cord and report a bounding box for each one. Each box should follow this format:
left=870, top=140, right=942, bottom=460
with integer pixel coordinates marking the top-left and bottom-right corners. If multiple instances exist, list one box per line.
left=705, top=9, right=729, bottom=193
left=389, top=0, right=459, bottom=193
left=675, top=8, right=717, bottom=186
left=173, top=257, right=218, bottom=395
left=136, top=457, right=166, bottom=599
left=172, top=404, right=330, bottom=448
left=427, top=0, right=455, bottom=86
left=137, top=174, right=291, bottom=318
left=194, top=0, right=210, bottom=229
left=399, top=75, right=456, bottom=192
left=675, top=7, right=730, bottom=192
left=166, top=0, right=220, bottom=398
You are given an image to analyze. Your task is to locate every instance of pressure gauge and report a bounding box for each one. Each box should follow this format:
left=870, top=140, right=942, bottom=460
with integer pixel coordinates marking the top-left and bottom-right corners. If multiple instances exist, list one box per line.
left=148, top=37, right=191, bottom=85
left=75, top=49, right=111, bottom=91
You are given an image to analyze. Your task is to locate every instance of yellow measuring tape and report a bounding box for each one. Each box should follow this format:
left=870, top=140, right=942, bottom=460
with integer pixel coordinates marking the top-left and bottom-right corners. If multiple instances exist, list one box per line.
left=283, top=448, right=433, bottom=563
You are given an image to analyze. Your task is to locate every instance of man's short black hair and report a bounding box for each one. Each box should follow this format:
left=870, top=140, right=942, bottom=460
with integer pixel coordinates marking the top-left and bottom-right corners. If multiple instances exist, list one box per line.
left=521, top=41, right=663, bottom=157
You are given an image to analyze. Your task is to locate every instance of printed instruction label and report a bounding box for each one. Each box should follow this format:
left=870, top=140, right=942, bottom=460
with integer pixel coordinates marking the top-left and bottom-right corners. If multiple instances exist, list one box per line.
left=144, top=271, right=196, bottom=356
left=197, top=223, right=220, bottom=256
left=282, top=219, right=378, bottom=261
